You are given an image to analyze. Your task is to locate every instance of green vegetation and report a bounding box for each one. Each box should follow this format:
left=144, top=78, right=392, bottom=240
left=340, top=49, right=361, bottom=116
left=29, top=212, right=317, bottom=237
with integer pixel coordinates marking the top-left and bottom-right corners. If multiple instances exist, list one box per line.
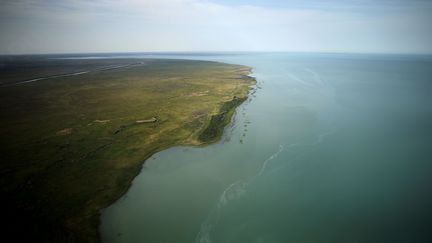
left=198, top=96, right=247, bottom=143
left=0, top=57, right=255, bottom=242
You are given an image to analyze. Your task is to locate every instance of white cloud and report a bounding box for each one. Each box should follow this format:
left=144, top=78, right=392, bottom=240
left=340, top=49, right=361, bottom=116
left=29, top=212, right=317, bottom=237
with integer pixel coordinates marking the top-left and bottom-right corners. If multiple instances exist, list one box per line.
left=0, top=0, right=431, bottom=54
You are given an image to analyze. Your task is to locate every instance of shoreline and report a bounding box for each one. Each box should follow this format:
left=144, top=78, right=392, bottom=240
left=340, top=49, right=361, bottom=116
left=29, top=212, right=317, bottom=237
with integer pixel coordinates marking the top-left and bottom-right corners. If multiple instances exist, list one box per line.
left=95, top=71, right=256, bottom=242
left=0, top=58, right=256, bottom=243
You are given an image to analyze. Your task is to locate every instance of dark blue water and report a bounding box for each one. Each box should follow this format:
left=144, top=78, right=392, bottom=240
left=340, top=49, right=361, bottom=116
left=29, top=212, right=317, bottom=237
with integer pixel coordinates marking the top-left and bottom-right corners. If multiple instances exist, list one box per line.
left=100, top=53, right=432, bottom=243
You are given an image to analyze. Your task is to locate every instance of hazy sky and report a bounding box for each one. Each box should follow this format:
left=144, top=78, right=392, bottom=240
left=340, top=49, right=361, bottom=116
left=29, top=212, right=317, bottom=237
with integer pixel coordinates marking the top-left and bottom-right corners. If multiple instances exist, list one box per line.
left=1, top=0, right=431, bottom=54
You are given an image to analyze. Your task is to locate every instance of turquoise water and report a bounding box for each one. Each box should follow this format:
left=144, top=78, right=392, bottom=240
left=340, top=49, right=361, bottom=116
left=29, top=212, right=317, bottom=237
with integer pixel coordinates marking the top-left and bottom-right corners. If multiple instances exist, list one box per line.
left=101, top=53, right=432, bottom=243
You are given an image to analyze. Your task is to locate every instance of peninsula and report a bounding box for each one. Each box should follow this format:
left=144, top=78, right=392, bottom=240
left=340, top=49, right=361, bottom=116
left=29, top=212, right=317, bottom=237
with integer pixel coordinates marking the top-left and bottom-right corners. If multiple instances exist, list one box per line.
left=0, top=57, right=256, bottom=242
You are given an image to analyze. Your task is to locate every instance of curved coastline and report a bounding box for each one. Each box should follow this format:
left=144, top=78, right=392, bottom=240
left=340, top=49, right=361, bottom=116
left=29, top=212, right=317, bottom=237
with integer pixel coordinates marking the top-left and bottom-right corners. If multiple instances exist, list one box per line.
left=0, top=57, right=256, bottom=243
left=94, top=69, right=257, bottom=243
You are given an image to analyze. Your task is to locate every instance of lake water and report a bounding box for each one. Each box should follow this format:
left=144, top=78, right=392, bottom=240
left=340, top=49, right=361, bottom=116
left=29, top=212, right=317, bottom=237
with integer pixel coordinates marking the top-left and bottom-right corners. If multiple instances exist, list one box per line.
left=100, top=53, right=432, bottom=243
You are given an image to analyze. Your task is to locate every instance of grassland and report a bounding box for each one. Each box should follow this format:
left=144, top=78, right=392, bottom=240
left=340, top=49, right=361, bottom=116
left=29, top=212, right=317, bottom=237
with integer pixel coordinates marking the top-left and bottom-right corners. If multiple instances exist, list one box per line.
left=0, top=57, right=255, bottom=242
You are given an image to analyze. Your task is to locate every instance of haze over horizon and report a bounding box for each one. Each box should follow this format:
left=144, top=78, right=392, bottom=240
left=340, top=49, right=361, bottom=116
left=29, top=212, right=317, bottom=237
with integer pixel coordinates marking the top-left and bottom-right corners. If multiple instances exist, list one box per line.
left=1, top=0, right=432, bottom=55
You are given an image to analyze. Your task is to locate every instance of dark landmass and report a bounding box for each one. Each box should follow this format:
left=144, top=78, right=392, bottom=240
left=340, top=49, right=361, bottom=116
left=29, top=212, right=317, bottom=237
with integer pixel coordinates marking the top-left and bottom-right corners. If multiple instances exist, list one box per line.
left=0, top=56, right=255, bottom=242
left=198, top=96, right=247, bottom=143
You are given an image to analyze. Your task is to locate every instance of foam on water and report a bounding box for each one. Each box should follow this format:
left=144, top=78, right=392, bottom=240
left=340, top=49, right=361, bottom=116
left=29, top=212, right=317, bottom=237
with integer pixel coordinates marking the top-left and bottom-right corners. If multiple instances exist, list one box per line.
left=304, top=68, right=327, bottom=87
left=196, top=180, right=249, bottom=243
left=196, top=125, right=335, bottom=243
left=258, top=144, right=285, bottom=176
left=287, top=73, right=315, bottom=87
left=195, top=68, right=337, bottom=243
left=196, top=126, right=336, bottom=243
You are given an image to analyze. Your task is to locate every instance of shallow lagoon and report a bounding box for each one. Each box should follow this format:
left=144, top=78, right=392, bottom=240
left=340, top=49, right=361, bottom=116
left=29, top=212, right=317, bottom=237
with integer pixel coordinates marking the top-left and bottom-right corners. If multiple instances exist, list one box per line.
left=101, top=53, right=432, bottom=243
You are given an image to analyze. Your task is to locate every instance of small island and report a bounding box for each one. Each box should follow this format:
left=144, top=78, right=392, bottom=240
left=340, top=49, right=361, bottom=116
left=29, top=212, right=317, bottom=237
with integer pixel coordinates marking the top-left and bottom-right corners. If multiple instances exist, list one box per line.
left=0, top=57, right=256, bottom=242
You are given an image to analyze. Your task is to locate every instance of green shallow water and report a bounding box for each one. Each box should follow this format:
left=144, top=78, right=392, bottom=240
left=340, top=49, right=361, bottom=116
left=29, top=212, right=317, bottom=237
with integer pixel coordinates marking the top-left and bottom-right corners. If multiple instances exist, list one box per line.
left=101, top=53, right=432, bottom=243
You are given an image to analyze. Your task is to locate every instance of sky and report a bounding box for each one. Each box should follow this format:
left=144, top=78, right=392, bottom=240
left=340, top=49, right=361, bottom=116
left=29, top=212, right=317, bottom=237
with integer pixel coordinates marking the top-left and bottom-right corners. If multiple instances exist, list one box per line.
left=0, top=0, right=431, bottom=54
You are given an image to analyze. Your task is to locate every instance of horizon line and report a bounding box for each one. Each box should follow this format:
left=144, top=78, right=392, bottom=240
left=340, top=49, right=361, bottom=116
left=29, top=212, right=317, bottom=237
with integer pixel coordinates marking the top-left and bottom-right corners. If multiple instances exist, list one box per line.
left=1, top=50, right=432, bottom=57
